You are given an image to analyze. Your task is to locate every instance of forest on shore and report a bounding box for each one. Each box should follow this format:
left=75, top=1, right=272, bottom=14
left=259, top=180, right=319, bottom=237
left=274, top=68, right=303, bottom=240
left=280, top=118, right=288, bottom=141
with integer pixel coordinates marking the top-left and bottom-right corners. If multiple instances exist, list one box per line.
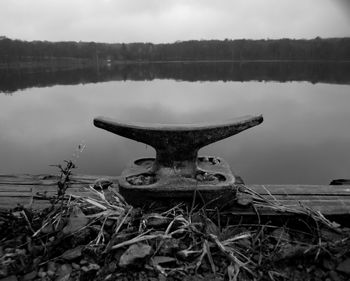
left=0, top=37, right=349, bottom=65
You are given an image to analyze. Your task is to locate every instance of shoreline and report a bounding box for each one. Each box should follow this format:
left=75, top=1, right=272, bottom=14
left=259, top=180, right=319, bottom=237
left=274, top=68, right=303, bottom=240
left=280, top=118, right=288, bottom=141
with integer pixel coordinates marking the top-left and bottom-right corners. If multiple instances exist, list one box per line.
left=1, top=59, right=350, bottom=70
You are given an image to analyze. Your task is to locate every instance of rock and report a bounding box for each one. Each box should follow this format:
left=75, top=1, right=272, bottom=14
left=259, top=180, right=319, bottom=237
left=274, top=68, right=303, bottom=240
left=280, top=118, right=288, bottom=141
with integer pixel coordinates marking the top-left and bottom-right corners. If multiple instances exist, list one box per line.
left=81, top=263, right=99, bottom=272
left=70, top=228, right=93, bottom=247
left=158, top=238, right=180, bottom=256
left=320, top=228, right=342, bottom=242
left=32, top=257, right=42, bottom=268
left=274, top=244, right=306, bottom=260
left=82, top=244, right=105, bottom=262
left=205, top=218, right=220, bottom=236
left=108, top=262, right=117, bottom=273
left=93, top=178, right=113, bottom=190
left=236, top=238, right=251, bottom=248
left=152, top=256, right=177, bottom=266
left=104, top=219, right=115, bottom=227
left=30, top=245, right=44, bottom=256
left=81, top=266, right=89, bottom=272
left=61, top=245, right=84, bottom=260
left=219, top=226, right=248, bottom=241
left=47, top=261, right=58, bottom=277
left=271, top=228, right=291, bottom=243
left=119, top=243, right=152, bottom=268
left=0, top=268, right=8, bottom=278
left=62, top=206, right=89, bottom=235
left=22, top=271, right=37, bottom=281
left=87, top=264, right=100, bottom=271
left=336, top=257, right=350, bottom=275
left=0, top=276, right=18, bottom=281
left=322, top=258, right=336, bottom=270
left=55, top=264, right=72, bottom=281
left=329, top=270, right=342, bottom=281
left=37, top=271, right=46, bottom=278
left=80, top=264, right=99, bottom=281
left=113, top=232, right=135, bottom=245
left=314, top=268, right=326, bottom=279
left=143, top=213, right=170, bottom=227
left=236, top=192, right=253, bottom=206
left=71, top=263, right=80, bottom=270
left=80, top=259, right=88, bottom=265
left=177, top=249, right=201, bottom=260
left=113, top=249, right=124, bottom=263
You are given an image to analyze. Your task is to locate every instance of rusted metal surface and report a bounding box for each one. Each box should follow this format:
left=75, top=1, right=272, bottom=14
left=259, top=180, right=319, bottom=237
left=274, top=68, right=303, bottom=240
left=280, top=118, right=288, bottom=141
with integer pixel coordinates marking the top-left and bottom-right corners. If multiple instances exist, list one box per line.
left=94, top=115, right=263, bottom=177
left=94, top=115, right=263, bottom=204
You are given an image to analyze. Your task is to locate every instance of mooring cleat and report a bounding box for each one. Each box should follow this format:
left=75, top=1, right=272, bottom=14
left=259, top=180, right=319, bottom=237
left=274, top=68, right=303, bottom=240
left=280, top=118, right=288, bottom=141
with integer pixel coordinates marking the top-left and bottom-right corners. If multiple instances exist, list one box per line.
left=94, top=115, right=263, bottom=206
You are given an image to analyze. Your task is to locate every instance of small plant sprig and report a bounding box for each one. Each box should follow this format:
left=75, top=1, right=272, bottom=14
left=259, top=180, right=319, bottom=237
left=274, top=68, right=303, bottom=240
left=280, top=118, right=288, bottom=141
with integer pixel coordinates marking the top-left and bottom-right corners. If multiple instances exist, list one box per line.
left=54, top=160, right=76, bottom=199
left=50, top=143, right=86, bottom=203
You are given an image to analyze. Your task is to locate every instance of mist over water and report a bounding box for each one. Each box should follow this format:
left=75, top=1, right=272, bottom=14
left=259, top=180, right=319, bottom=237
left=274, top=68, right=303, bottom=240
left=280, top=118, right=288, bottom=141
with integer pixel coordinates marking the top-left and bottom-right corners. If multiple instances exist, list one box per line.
left=0, top=62, right=349, bottom=184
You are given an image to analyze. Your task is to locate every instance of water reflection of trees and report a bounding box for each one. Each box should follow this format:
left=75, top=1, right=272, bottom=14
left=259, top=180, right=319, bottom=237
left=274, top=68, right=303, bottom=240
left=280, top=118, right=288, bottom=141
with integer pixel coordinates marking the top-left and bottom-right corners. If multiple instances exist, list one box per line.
left=1, top=61, right=349, bottom=93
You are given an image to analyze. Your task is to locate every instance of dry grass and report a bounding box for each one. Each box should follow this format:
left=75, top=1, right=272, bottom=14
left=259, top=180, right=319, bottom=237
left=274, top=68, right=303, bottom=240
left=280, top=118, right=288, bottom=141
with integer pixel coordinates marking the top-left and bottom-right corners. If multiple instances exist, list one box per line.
left=2, top=158, right=348, bottom=281
left=26, top=179, right=346, bottom=280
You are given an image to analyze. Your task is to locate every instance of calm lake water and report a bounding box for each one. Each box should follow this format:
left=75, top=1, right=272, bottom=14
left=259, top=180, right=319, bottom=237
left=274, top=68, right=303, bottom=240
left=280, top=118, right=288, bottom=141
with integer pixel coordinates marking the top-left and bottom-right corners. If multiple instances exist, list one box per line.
left=0, top=62, right=349, bottom=184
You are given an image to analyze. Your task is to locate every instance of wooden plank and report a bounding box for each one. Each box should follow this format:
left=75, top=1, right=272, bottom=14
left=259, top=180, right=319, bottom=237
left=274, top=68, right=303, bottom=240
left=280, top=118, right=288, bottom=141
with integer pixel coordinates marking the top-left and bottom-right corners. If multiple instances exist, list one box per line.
left=1, top=174, right=350, bottom=216
left=248, top=184, right=350, bottom=195
left=0, top=192, right=32, bottom=197
left=0, top=197, right=33, bottom=208
left=0, top=185, right=33, bottom=192
left=33, top=185, right=92, bottom=193
left=257, top=195, right=350, bottom=201
left=0, top=174, right=115, bottom=185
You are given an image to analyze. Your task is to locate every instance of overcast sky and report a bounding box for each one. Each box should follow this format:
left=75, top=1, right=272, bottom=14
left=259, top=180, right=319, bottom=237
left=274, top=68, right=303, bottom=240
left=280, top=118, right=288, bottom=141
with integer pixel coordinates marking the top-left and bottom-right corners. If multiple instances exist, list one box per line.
left=0, top=0, right=349, bottom=43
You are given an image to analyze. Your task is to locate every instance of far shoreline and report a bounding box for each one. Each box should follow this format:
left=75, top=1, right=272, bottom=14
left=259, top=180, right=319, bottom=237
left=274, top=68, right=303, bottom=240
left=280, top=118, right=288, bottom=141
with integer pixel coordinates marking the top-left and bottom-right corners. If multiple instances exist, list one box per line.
left=1, top=58, right=350, bottom=70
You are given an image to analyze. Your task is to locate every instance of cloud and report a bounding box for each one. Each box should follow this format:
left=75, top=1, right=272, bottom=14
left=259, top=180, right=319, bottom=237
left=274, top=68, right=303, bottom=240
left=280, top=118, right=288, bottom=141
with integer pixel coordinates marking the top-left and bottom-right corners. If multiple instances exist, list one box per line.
left=0, top=0, right=349, bottom=42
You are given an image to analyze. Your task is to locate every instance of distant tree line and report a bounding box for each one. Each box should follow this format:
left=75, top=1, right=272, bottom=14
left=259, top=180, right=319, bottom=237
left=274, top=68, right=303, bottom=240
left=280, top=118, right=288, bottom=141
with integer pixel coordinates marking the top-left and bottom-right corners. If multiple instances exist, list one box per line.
left=1, top=61, right=349, bottom=93
left=0, top=37, right=349, bottom=64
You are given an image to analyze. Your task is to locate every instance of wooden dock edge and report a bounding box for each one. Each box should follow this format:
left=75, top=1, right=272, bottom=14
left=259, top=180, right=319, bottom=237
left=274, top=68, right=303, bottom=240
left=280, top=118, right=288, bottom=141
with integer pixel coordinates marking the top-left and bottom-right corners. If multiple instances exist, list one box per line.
left=1, top=174, right=350, bottom=216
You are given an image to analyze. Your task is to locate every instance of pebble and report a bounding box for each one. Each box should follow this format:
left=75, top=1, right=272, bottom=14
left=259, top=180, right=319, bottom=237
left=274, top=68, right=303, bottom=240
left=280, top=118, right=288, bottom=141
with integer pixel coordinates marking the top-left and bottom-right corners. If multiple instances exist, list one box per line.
left=336, top=258, right=350, bottom=275
left=87, top=264, right=100, bottom=271
left=71, top=263, right=80, bottom=270
left=47, top=261, right=57, bottom=277
left=236, top=192, right=253, bottom=206
left=32, top=257, right=42, bottom=268
left=105, top=219, right=115, bottom=227
left=158, top=238, right=179, bottom=255
left=55, top=264, right=72, bottom=281
left=152, top=256, right=176, bottom=266
left=119, top=243, right=152, bottom=268
left=329, top=270, right=342, bottom=281
left=81, top=266, right=89, bottom=272
left=37, top=271, right=46, bottom=278
left=108, top=262, right=117, bottom=273
left=314, top=268, right=325, bottom=278
left=143, top=213, right=170, bottom=227
left=322, top=258, right=335, bottom=271
left=271, top=228, right=291, bottom=242
left=0, top=276, right=18, bottom=281
left=61, top=245, right=84, bottom=260
left=93, top=178, right=113, bottom=190
left=22, top=271, right=37, bottom=281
